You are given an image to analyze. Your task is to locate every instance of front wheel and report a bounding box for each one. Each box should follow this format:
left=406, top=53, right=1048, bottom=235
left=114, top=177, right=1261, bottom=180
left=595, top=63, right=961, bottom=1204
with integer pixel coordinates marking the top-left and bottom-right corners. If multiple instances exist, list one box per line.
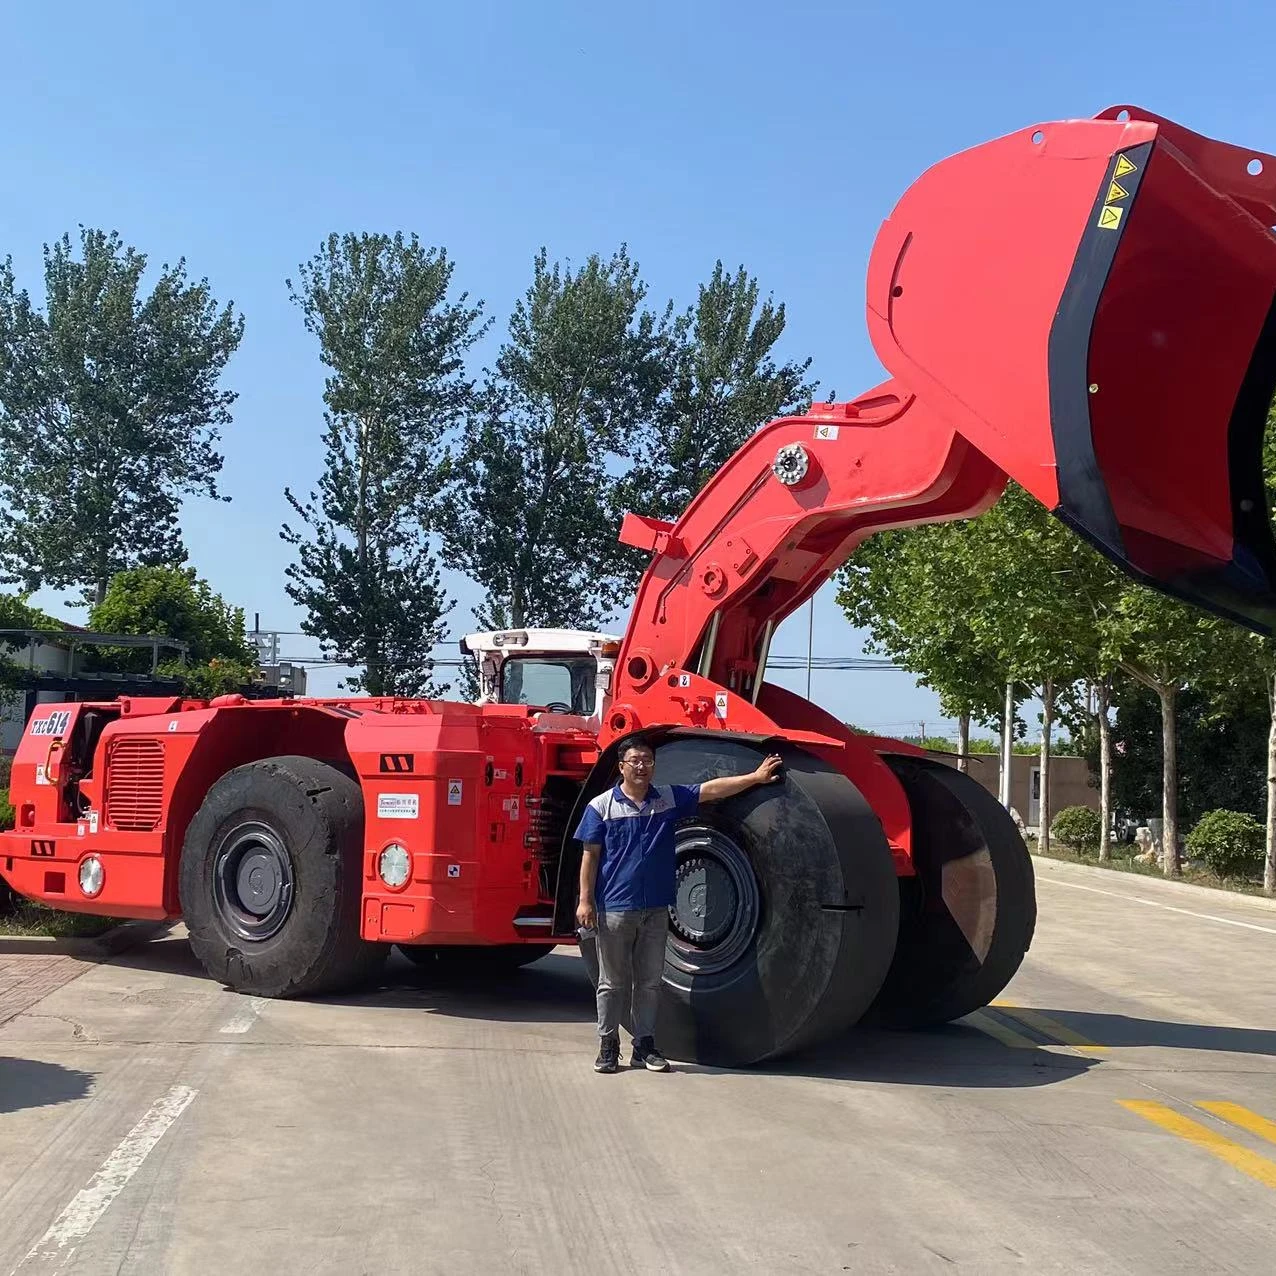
left=179, top=755, right=386, bottom=997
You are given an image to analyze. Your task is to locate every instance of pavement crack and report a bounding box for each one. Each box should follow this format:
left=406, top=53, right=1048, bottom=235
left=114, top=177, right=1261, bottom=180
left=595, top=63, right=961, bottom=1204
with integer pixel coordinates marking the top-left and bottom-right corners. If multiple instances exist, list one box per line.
left=18, top=1011, right=99, bottom=1042
left=477, top=1157, right=504, bottom=1224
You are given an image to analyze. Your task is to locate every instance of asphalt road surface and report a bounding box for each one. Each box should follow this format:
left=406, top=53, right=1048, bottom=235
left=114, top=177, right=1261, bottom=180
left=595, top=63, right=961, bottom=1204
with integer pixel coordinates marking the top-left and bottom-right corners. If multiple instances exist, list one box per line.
left=3, top=855, right=1276, bottom=1275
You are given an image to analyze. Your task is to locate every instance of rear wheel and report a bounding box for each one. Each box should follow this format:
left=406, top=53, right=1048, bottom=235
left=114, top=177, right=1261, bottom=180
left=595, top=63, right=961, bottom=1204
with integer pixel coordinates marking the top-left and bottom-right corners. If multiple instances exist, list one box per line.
left=398, top=943, right=556, bottom=973
left=869, top=757, right=1035, bottom=1027
left=180, top=756, right=386, bottom=997
left=581, top=735, right=899, bottom=1067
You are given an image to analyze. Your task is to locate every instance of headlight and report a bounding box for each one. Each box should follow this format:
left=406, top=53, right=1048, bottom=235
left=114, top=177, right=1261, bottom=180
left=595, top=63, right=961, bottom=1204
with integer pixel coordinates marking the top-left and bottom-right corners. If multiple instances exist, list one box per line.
left=78, top=856, right=104, bottom=898
left=378, top=843, right=411, bottom=889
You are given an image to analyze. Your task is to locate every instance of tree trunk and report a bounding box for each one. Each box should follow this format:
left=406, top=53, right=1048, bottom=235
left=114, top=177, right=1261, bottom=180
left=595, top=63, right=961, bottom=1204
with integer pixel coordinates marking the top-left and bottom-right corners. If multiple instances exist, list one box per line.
left=94, top=577, right=108, bottom=608
left=1266, top=673, right=1276, bottom=897
left=511, top=578, right=526, bottom=629
left=999, top=680, right=1015, bottom=809
left=356, top=418, right=381, bottom=697
left=1038, top=678, right=1054, bottom=856
left=1097, top=678, right=1113, bottom=863
left=957, top=710, right=970, bottom=775
left=1159, top=683, right=1180, bottom=877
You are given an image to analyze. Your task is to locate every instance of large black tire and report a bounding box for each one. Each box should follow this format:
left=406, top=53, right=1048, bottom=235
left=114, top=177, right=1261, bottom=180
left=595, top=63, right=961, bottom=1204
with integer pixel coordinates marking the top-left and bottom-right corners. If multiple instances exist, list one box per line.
left=869, top=756, right=1036, bottom=1028
left=179, top=756, right=386, bottom=997
left=398, top=943, right=556, bottom=974
left=580, top=735, right=899, bottom=1067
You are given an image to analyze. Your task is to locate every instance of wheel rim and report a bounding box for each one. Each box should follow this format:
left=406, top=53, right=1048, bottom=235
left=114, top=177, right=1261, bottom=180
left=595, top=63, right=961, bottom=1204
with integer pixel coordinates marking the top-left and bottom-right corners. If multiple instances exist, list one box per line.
left=666, top=823, right=760, bottom=975
left=212, top=821, right=295, bottom=942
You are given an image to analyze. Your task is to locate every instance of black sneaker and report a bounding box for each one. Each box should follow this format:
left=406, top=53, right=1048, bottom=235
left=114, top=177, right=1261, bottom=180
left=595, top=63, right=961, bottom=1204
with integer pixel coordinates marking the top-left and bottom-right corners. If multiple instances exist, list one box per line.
left=631, top=1036, right=670, bottom=1072
left=594, top=1034, right=620, bottom=1073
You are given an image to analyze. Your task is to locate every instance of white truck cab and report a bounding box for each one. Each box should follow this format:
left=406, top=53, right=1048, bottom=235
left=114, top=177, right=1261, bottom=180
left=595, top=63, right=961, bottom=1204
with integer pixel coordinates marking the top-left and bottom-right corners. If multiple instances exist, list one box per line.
left=459, top=628, right=622, bottom=725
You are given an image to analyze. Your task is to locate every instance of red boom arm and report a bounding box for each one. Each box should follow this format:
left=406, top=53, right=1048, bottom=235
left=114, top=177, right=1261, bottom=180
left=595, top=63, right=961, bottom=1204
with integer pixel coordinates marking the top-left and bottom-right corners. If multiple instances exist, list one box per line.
left=607, top=106, right=1276, bottom=748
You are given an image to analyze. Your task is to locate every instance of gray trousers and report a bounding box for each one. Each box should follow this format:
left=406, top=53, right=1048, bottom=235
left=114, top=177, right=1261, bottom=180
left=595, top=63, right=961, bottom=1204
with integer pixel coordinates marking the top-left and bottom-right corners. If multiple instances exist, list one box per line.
left=595, top=908, right=667, bottom=1041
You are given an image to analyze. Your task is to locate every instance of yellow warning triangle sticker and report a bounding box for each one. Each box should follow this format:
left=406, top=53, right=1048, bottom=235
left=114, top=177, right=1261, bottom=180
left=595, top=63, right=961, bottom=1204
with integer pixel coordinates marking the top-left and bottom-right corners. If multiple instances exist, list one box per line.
left=1106, top=180, right=1129, bottom=202
left=1114, top=155, right=1137, bottom=179
left=1098, top=205, right=1124, bottom=230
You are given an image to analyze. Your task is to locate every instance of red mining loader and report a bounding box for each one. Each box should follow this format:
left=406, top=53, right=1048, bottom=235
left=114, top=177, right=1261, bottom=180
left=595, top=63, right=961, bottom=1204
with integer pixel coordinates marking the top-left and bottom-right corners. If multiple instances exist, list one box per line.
left=4, top=106, right=1276, bottom=1066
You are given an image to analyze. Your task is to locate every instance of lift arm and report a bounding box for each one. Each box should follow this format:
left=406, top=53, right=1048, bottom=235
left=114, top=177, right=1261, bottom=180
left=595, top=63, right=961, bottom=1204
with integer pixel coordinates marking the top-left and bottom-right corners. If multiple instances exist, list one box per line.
left=610, top=106, right=1276, bottom=724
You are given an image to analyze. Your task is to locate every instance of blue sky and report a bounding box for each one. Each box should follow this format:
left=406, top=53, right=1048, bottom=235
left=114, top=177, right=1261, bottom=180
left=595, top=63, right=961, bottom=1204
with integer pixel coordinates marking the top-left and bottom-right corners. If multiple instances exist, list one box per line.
left=2, top=0, right=1269, bottom=737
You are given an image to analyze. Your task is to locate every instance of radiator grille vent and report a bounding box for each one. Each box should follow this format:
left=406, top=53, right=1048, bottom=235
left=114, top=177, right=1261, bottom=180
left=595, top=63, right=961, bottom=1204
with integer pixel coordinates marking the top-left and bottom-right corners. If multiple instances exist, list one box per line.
left=105, top=738, right=166, bottom=832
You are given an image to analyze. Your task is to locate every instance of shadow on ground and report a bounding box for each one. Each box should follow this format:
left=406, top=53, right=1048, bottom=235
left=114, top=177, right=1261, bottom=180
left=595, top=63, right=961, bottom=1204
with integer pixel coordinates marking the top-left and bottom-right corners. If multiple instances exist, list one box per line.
left=105, top=938, right=1276, bottom=1084
left=1014, top=1008, right=1276, bottom=1058
left=0, top=1057, right=93, bottom=1114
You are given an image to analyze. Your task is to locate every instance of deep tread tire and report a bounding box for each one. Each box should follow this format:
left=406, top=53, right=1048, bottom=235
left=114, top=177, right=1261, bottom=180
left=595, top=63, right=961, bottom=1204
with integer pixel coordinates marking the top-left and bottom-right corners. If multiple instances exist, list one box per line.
left=869, top=757, right=1036, bottom=1028
left=581, top=736, right=899, bottom=1067
left=179, top=755, right=386, bottom=997
left=397, top=943, right=556, bottom=973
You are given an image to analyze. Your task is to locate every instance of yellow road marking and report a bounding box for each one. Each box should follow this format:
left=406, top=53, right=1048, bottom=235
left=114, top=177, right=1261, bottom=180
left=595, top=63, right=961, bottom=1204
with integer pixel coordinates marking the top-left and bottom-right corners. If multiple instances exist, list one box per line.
left=1197, top=1102, right=1276, bottom=1148
left=1120, top=1101, right=1276, bottom=1190
left=993, top=1002, right=1108, bottom=1053
left=964, top=1008, right=1038, bottom=1049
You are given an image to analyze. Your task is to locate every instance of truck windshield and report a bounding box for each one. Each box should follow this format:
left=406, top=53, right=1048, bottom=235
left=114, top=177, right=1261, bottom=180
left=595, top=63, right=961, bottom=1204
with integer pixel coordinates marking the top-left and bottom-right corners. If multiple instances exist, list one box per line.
left=499, top=656, right=596, bottom=714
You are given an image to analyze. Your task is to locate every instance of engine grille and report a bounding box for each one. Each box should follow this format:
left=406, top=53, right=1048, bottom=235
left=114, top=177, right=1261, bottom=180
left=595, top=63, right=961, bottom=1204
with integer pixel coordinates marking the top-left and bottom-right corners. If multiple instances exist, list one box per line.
left=105, top=738, right=167, bottom=831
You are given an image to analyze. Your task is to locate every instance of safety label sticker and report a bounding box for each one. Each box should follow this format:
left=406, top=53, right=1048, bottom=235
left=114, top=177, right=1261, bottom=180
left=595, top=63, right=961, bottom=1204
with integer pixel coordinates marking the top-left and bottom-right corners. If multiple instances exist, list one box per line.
left=1114, top=154, right=1138, bottom=179
left=1097, top=204, right=1124, bottom=231
left=447, top=864, right=461, bottom=878
left=814, top=424, right=840, bottom=441
left=714, top=691, right=728, bottom=720
left=378, top=793, right=420, bottom=820
left=677, top=673, right=692, bottom=687
left=89, top=811, right=99, bottom=834
left=447, top=779, right=463, bottom=806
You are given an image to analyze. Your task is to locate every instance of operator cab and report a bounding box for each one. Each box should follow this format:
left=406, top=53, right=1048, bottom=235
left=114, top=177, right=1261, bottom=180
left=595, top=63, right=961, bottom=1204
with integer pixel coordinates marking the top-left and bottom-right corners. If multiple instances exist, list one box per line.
left=459, top=628, right=621, bottom=725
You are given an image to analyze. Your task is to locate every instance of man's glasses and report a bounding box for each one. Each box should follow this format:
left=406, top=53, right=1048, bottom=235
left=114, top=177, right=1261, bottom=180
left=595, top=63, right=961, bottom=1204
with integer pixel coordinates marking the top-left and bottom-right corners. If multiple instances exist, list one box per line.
left=621, top=758, right=653, bottom=770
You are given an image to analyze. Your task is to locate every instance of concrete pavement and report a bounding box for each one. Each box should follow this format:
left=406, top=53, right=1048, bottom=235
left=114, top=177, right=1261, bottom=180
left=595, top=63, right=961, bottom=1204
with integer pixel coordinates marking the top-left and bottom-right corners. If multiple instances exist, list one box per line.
left=2, top=856, right=1276, bottom=1274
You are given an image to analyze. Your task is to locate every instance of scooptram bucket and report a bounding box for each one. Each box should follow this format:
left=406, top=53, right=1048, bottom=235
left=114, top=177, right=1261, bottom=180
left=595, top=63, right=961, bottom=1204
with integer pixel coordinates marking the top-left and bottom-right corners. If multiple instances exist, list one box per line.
left=866, top=105, right=1276, bottom=633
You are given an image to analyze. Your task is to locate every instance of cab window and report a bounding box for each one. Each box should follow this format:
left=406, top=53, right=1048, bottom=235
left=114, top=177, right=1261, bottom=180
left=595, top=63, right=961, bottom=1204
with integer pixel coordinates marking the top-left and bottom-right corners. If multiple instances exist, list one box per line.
left=499, top=657, right=595, bottom=714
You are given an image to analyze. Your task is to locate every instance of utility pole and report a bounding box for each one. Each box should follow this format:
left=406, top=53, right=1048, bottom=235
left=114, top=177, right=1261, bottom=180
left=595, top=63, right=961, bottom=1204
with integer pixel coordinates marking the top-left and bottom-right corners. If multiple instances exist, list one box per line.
left=806, top=597, right=814, bottom=699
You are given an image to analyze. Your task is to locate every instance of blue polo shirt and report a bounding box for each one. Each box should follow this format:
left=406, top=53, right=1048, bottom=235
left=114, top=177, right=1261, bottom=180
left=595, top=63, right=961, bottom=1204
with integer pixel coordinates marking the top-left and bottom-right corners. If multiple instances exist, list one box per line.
left=574, top=783, right=701, bottom=911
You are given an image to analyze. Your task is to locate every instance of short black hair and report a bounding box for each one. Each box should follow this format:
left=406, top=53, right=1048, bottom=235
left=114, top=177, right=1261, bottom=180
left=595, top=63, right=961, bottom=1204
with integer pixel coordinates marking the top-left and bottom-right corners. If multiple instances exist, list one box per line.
left=616, top=733, right=655, bottom=762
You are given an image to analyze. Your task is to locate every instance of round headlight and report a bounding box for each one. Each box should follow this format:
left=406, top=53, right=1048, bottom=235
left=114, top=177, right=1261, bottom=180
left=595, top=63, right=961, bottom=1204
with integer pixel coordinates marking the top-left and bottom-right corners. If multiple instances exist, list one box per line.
left=79, top=855, right=104, bottom=898
left=378, top=843, right=411, bottom=889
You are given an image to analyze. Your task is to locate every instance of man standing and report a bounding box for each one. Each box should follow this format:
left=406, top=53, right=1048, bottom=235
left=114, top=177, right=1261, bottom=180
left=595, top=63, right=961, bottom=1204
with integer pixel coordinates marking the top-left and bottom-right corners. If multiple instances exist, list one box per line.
left=574, top=736, right=783, bottom=1073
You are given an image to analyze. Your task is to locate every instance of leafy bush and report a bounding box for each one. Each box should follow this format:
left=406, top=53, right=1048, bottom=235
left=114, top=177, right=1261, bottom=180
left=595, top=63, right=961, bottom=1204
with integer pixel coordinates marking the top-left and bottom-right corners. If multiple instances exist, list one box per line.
left=0, top=787, right=13, bottom=832
left=1186, top=809, right=1265, bottom=879
left=1051, top=805, right=1103, bottom=852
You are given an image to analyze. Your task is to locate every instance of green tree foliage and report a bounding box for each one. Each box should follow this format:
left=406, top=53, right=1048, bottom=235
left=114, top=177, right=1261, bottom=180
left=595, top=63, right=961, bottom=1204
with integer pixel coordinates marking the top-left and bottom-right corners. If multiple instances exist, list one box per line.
left=1051, top=805, right=1103, bottom=852
left=88, top=565, right=257, bottom=696
left=441, top=247, right=669, bottom=630
left=1186, top=809, right=1265, bottom=880
left=1099, top=584, right=1250, bottom=875
left=282, top=233, right=485, bottom=696
left=836, top=520, right=1005, bottom=768
left=613, top=262, right=817, bottom=589
left=0, top=228, right=244, bottom=605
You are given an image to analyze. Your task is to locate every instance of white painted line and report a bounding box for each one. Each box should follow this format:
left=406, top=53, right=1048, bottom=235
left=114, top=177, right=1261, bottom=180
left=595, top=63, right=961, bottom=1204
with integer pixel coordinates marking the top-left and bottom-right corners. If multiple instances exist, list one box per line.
left=219, top=997, right=267, bottom=1034
left=16, top=1084, right=197, bottom=1271
left=1039, top=875, right=1276, bottom=935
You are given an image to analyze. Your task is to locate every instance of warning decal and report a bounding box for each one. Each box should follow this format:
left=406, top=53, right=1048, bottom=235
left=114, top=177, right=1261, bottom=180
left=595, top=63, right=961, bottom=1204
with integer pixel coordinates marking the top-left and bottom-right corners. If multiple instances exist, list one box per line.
left=447, top=779, right=463, bottom=806
left=714, top=691, right=728, bottom=720
left=1106, top=180, right=1129, bottom=203
left=1098, top=205, right=1124, bottom=230
left=814, top=424, right=840, bottom=441
left=378, top=793, right=420, bottom=820
left=1114, top=154, right=1138, bottom=179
